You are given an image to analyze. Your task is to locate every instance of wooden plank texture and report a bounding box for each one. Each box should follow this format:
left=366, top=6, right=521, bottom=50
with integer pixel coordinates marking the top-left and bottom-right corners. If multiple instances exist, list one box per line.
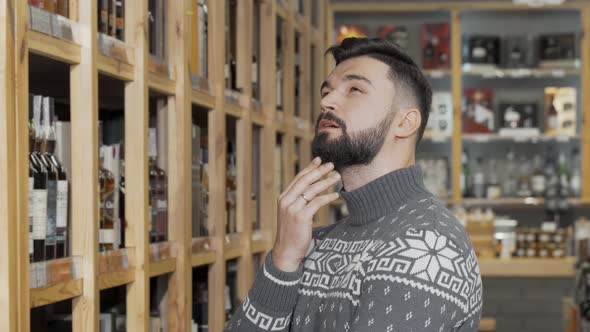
left=0, top=0, right=18, bottom=330
left=124, top=0, right=150, bottom=329
left=451, top=9, right=463, bottom=203
left=70, top=0, right=100, bottom=330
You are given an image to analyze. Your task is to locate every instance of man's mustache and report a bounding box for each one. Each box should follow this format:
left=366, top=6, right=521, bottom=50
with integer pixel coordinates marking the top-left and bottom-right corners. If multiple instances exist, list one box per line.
left=315, top=112, right=346, bottom=132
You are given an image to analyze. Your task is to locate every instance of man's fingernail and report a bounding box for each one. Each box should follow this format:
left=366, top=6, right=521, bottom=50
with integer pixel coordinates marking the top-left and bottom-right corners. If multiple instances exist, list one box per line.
left=313, top=156, right=321, bottom=164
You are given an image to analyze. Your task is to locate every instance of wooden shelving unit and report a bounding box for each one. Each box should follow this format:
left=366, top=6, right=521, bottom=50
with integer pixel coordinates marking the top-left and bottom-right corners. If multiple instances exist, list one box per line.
left=327, top=0, right=590, bottom=211
left=0, top=0, right=329, bottom=331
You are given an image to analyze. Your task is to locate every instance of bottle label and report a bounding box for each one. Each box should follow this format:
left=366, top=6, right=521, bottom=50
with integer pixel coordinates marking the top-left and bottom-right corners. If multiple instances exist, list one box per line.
left=531, top=175, right=545, bottom=194
left=46, top=180, right=58, bottom=244
left=548, top=115, right=558, bottom=130
left=28, top=177, right=35, bottom=254
left=99, top=229, right=116, bottom=244
left=101, top=186, right=115, bottom=223
left=32, top=189, right=48, bottom=240
left=252, top=62, right=258, bottom=83
left=56, top=180, right=68, bottom=228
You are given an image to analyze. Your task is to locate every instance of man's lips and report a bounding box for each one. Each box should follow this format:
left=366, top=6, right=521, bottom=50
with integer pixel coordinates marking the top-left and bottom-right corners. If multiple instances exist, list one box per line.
left=319, top=119, right=340, bottom=129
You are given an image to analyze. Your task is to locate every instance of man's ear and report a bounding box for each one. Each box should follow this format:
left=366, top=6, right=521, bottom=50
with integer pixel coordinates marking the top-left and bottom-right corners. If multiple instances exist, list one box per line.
left=393, top=108, right=421, bottom=138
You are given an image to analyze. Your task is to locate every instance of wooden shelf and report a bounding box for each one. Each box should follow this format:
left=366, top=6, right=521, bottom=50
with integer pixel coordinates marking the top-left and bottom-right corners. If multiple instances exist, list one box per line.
left=479, top=318, right=496, bottom=332
left=479, top=257, right=576, bottom=277
left=225, top=102, right=244, bottom=118
left=148, top=71, right=176, bottom=95
left=97, top=54, right=134, bottom=81
left=30, top=279, right=83, bottom=308
left=149, top=258, right=177, bottom=278
left=462, top=64, right=580, bottom=79
left=461, top=197, right=584, bottom=208
left=191, top=251, right=217, bottom=267
left=276, top=0, right=288, bottom=19
left=28, top=30, right=80, bottom=65
left=252, top=111, right=266, bottom=126
left=252, top=239, right=270, bottom=254
left=99, top=269, right=134, bottom=290
left=191, top=88, right=216, bottom=110
left=463, top=133, right=579, bottom=143
left=224, top=234, right=243, bottom=261
left=423, top=69, right=451, bottom=79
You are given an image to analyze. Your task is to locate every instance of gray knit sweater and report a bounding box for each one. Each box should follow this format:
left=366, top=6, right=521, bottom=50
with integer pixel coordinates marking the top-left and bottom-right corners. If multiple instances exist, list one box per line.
left=225, top=165, right=482, bottom=331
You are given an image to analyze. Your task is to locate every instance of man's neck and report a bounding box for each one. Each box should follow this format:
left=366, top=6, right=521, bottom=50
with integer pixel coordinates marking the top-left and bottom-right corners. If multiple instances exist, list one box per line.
left=340, top=152, right=415, bottom=192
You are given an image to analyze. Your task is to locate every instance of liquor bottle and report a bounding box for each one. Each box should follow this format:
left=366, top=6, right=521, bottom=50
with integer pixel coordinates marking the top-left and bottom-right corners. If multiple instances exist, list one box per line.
left=197, top=0, right=208, bottom=77
left=226, top=142, right=237, bottom=234
left=119, top=144, right=126, bottom=247
left=571, top=148, right=582, bottom=197
left=486, top=159, right=501, bottom=199
left=115, top=0, right=124, bottom=40
left=546, top=95, right=558, bottom=133
left=558, top=151, right=570, bottom=198
left=29, top=94, right=36, bottom=152
left=276, top=56, right=283, bottom=112
left=109, top=0, right=116, bottom=37
left=473, top=157, right=485, bottom=199
left=544, top=151, right=559, bottom=211
left=30, top=153, right=48, bottom=262
left=99, top=147, right=116, bottom=251
left=252, top=54, right=258, bottom=99
left=461, top=150, right=470, bottom=197
left=99, top=0, right=109, bottom=34
left=516, top=156, right=532, bottom=197
left=39, top=151, right=57, bottom=260
left=531, top=154, right=546, bottom=197
left=29, top=164, right=35, bottom=261
left=33, top=95, right=44, bottom=153
left=502, top=149, right=518, bottom=197
left=148, top=128, right=168, bottom=242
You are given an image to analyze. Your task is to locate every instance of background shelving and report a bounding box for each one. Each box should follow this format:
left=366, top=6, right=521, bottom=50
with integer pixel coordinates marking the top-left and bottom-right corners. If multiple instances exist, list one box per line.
left=0, top=0, right=329, bottom=331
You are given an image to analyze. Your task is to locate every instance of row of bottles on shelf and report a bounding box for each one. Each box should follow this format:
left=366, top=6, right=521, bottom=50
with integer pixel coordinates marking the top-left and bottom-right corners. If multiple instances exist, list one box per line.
left=453, top=205, right=574, bottom=259
left=28, top=94, right=69, bottom=262
left=461, top=147, right=581, bottom=202
left=336, top=23, right=451, bottom=70
left=463, top=87, right=576, bottom=137
left=336, top=22, right=578, bottom=70
left=463, top=33, right=577, bottom=69
left=97, top=0, right=125, bottom=40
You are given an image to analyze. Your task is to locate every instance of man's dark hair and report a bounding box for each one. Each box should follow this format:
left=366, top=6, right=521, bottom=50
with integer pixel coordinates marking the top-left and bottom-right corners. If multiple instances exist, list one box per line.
left=325, top=37, right=432, bottom=146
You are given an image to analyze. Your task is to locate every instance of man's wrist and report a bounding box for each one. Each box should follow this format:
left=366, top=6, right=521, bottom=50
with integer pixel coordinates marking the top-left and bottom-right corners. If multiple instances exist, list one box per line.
left=271, top=249, right=301, bottom=272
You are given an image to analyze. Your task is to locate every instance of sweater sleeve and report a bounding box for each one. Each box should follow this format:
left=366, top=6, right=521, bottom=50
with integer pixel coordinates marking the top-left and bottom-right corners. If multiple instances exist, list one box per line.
left=348, top=227, right=482, bottom=332
left=224, top=252, right=302, bottom=332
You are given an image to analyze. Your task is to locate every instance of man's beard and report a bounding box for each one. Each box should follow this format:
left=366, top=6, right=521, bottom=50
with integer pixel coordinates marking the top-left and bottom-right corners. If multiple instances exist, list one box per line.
left=311, top=111, right=395, bottom=171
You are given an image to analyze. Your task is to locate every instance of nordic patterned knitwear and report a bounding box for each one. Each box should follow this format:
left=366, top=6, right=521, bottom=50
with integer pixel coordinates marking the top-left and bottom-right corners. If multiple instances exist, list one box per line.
left=224, top=165, right=482, bottom=332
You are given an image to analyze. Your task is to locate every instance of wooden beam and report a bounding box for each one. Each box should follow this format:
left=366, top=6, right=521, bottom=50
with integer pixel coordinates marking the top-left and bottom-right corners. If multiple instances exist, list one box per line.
left=479, top=257, right=575, bottom=277
left=28, top=31, right=81, bottom=65
left=259, top=0, right=279, bottom=251
left=14, top=0, right=31, bottom=330
left=30, top=279, right=84, bottom=308
left=0, top=0, right=18, bottom=330
left=207, top=0, right=228, bottom=330
left=70, top=0, right=100, bottom=329
left=166, top=0, right=193, bottom=329
left=235, top=0, right=254, bottom=304
left=125, top=0, right=150, bottom=330
left=581, top=5, right=590, bottom=201
left=70, top=0, right=100, bottom=330
left=451, top=9, right=463, bottom=204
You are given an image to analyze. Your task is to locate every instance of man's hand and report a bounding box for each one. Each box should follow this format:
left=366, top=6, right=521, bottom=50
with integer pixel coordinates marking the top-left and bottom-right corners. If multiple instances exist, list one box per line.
left=271, top=157, right=341, bottom=272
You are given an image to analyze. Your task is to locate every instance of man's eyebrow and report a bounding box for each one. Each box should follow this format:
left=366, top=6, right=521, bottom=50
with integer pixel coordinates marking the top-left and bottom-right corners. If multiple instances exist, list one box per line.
left=343, top=74, right=373, bottom=86
left=320, top=74, right=373, bottom=92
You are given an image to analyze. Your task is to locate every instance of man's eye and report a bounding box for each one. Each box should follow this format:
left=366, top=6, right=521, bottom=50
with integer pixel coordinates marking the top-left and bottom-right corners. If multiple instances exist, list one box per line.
left=350, top=87, right=362, bottom=93
left=321, top=91, right=329, bottom=98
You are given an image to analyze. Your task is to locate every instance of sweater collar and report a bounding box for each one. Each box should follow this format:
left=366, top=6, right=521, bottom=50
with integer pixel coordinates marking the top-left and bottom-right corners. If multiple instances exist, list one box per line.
left=340, top=165, right=431, bottom=226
